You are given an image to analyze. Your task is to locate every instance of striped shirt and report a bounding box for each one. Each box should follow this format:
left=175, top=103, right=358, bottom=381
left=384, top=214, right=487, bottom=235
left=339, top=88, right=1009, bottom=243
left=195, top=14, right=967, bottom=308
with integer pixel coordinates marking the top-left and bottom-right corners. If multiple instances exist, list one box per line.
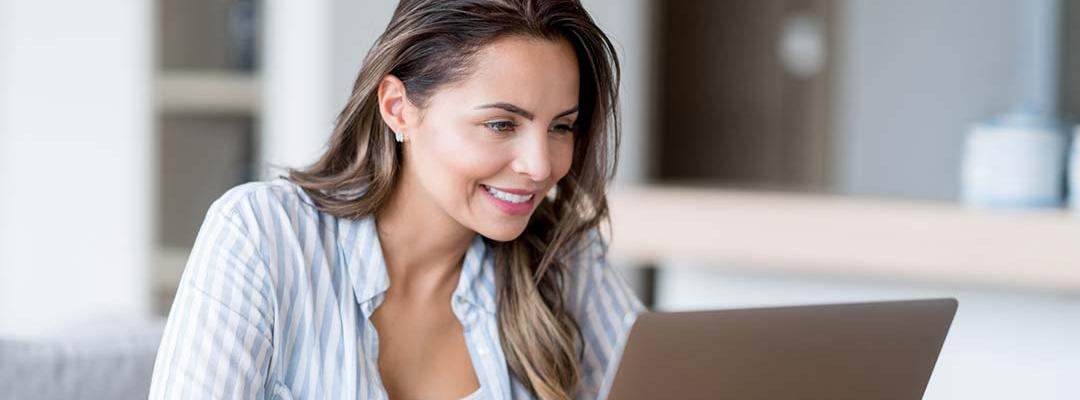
left=149, top=178, right=645, bottom=399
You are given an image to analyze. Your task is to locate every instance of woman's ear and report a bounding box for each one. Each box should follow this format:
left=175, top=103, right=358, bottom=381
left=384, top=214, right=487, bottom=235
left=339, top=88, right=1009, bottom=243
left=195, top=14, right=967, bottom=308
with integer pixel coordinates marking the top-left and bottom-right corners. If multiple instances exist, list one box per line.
left=377, top=74, right=411, bottom=141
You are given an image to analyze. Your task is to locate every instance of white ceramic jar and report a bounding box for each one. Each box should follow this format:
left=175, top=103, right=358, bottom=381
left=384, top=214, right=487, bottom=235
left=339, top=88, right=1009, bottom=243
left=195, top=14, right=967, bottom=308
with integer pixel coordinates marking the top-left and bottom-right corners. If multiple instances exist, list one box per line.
left=961, top=111, right=1068, bottom=208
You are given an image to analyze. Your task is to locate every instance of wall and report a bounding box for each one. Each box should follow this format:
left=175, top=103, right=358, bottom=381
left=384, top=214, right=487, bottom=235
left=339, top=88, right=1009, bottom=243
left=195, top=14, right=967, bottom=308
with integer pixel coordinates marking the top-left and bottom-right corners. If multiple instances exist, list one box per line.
left=0, top=0, right=153, bottom=337
left=581, top=0, right=654, bottom=186
left=260, top=0, right=336, bottom=177
left=260, top=0, right=395, bottom=177
left=831, top=0, right=1061, bottom=200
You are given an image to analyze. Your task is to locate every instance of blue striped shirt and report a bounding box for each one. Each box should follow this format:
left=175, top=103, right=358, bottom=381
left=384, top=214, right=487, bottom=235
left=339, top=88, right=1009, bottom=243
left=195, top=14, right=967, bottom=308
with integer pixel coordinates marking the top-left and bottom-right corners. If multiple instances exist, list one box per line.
left=149, top=178, right=644, bottom=399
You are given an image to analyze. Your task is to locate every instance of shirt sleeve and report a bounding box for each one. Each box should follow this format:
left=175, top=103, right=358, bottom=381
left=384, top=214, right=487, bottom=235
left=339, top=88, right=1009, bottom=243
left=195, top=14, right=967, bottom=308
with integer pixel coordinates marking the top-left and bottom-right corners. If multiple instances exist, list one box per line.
left=148, top=195, right=276, bottom=399
left=565, top=228, right=647, bottom=400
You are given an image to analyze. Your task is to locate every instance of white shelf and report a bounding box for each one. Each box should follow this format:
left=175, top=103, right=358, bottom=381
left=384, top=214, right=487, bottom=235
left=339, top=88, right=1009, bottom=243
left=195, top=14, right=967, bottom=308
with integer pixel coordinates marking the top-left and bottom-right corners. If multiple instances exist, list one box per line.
left=156, top=70, right=260, bottom=114
left=608, top=186, right=1080, bottom=293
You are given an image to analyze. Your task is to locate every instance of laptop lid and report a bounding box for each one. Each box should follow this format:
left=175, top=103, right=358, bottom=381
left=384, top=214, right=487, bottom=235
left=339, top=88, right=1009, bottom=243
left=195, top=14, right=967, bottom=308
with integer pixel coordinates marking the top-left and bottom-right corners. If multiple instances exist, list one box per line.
left=598, top=298, right=958, bottom=400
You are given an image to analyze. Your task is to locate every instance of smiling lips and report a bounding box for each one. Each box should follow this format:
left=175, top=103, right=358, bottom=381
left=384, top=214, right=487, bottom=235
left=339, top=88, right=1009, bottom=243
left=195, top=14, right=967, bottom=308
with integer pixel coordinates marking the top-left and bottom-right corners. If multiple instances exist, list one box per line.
left=481, top=184, right=537, bottom=216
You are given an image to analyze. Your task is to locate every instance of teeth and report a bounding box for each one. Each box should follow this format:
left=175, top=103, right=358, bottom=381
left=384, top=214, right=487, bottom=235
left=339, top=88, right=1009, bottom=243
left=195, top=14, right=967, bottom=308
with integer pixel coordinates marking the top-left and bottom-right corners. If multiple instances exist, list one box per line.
left=484, top=185, right=534, bottom=204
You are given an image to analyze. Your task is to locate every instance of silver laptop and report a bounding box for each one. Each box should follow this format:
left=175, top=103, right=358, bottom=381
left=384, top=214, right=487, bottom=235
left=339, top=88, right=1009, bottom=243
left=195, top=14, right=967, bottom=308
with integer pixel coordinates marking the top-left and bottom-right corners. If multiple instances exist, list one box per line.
left=598, top=298, right=957, bottom=400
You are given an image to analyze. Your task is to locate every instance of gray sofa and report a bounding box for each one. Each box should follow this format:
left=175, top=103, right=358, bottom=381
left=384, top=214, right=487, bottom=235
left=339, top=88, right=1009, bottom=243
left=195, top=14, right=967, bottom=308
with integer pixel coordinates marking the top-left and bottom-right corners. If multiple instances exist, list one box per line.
left=0, top=318, right=166, bottom=400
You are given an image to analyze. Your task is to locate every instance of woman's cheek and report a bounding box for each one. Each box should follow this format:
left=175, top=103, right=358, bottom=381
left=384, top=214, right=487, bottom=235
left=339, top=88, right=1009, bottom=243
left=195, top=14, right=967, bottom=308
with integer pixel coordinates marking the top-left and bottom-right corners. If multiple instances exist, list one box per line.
left=444, top=135, right=505, bottom=181
left=552, top=138, right=575, bottom=180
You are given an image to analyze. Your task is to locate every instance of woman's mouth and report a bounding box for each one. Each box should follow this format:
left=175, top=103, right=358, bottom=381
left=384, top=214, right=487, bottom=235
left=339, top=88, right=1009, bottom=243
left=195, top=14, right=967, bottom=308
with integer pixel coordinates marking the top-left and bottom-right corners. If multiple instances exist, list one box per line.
left=480, top=184, right=536, bottom=216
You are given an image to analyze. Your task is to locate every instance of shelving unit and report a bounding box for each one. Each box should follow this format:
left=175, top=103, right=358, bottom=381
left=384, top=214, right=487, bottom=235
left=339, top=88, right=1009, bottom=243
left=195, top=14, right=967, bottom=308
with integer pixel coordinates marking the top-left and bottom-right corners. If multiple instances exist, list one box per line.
left=157, top=71, right=260, bottom=114
left=608, top=186, right=1080, bottom=293
left=152, top=0, right=262, bottom=314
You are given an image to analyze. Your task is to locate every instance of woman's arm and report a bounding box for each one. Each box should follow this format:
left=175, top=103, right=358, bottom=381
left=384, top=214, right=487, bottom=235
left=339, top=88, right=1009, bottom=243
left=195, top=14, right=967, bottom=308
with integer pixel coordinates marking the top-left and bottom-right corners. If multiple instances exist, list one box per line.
left=149, top=197, right=276, bottom=399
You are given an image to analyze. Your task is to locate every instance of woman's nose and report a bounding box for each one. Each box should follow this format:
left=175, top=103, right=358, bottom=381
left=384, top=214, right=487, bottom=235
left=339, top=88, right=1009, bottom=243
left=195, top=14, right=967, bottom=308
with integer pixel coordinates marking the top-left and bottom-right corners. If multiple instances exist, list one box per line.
left=511, top=130, right=553, bottom=182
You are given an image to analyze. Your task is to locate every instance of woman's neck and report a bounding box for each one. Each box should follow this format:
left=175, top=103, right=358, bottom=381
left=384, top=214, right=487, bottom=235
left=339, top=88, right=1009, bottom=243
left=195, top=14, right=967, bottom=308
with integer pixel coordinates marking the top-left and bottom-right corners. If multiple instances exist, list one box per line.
left=375, top=174, right=475, bottom=303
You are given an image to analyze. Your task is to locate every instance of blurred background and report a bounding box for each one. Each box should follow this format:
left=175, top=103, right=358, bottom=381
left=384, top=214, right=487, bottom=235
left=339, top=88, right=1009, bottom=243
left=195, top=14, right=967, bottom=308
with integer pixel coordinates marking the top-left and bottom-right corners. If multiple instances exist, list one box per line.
left=2, top=0, right=1079, bottom=398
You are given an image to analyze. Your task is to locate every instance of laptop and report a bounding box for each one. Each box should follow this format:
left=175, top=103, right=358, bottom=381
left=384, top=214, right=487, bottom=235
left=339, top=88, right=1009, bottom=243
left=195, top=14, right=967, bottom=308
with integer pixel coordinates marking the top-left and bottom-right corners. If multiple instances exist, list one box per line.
left=598, top=298, right=958, bottom=400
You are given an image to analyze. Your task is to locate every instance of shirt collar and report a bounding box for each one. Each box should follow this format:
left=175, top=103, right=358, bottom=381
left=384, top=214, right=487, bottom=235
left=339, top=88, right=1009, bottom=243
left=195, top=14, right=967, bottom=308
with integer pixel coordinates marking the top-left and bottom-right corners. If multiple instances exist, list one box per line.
left=454, top=234, right=498, bottom=314
left=337, top=213, right=498, bottom=315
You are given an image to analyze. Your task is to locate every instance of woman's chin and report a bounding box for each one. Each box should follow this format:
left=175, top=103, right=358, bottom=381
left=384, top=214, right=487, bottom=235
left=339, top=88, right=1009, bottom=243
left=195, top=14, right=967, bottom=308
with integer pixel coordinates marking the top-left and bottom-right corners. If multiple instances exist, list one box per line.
left=475, top=220, right=530, bottom=242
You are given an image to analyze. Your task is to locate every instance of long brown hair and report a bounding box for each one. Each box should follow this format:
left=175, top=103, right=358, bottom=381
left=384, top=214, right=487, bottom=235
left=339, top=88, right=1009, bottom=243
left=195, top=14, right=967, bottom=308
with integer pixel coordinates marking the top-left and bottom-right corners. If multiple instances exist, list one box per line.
left=286, top=0, right=620, bottom=397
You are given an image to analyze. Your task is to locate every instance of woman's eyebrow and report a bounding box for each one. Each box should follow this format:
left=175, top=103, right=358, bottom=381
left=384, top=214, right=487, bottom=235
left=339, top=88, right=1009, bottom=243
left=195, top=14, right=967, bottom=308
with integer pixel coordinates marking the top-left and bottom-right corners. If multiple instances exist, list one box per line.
left=474, top=102, right=579, bottom=121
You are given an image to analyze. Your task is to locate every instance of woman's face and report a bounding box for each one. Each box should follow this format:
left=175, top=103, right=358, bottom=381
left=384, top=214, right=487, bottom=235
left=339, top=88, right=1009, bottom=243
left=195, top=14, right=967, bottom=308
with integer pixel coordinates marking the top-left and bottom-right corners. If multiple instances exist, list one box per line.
left=397, top=36, right=579, bottom=241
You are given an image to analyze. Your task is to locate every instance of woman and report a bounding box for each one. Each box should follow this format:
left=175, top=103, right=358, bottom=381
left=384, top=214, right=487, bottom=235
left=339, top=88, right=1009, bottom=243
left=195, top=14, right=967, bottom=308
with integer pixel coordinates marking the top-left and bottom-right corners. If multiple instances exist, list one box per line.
left=149, top=0, right=643, bottom=398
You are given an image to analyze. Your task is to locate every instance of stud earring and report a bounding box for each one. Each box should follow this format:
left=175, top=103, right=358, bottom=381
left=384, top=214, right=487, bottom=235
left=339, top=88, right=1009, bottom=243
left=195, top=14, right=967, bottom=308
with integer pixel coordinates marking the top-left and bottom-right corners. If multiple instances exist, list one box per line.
left=394, top=130, right=404, bottom=143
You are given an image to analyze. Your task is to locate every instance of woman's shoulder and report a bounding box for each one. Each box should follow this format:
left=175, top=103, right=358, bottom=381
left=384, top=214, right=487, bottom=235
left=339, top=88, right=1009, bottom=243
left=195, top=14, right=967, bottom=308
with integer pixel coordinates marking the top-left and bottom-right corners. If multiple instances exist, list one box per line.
left=201, top=178, right=344, bottom=258
left=207, top=177, right=321, bottom=221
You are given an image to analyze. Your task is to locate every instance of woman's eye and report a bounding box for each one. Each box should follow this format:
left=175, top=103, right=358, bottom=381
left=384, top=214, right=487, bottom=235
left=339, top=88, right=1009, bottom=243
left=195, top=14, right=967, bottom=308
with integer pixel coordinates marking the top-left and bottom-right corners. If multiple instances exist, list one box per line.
left=551, top=124, right=576, bottom=135
left=484, top=120, right=517, bottom=133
